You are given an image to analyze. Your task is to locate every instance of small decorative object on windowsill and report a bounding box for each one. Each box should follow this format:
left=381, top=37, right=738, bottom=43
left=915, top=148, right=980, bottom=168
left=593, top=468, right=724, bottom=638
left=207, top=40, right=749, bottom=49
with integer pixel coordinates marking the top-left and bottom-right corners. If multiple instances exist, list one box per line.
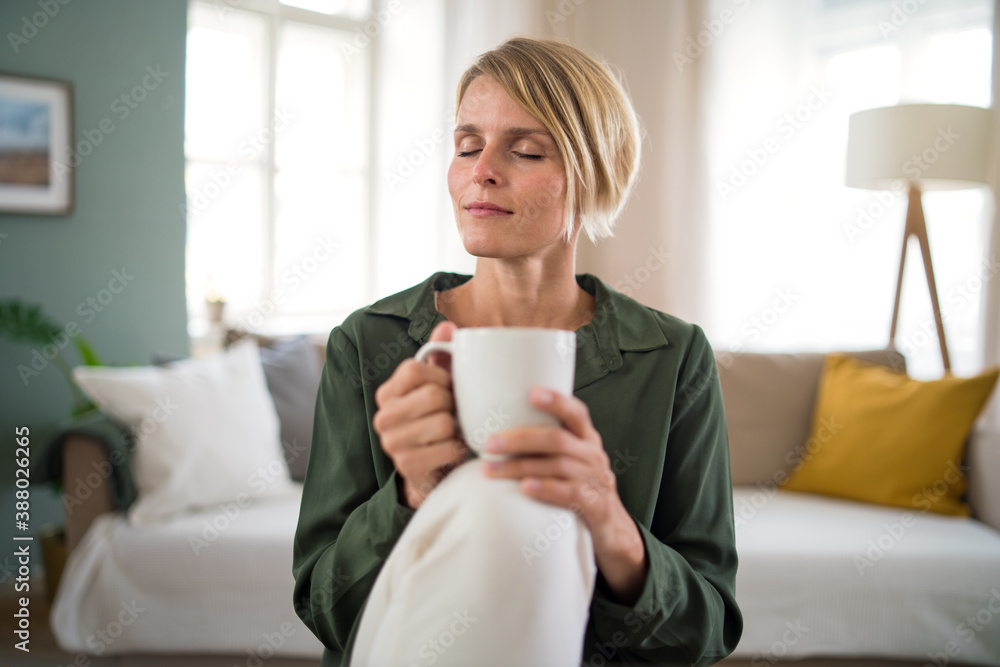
left=190, top=293, right=227, bottom=358
left=206, top=298, right=226, bottom=325
left=845, top=103, right=993, bottom=374
left=204, top=276, right=227, bottom=326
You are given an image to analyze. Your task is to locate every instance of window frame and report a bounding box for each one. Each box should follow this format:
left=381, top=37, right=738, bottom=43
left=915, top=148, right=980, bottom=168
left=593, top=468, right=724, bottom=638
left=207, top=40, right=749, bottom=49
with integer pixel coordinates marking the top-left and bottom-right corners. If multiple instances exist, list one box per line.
left=184, top=0, right=378, bottom=332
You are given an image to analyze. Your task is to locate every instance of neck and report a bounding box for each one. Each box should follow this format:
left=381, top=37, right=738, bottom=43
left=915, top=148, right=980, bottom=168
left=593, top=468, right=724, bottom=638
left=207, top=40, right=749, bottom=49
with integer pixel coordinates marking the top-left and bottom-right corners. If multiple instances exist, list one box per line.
left=439, top=247, right=595, bottom=331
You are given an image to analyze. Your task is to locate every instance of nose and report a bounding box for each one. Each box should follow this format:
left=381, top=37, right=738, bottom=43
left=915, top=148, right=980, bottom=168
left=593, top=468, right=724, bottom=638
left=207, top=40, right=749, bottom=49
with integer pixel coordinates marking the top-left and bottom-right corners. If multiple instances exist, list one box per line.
left=471, top=147, right=503, bottom=187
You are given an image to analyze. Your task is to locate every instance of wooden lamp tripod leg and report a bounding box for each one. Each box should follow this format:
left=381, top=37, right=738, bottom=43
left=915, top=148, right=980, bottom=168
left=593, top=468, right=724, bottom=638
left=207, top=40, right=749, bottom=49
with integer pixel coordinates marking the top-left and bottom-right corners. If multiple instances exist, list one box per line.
left=888, top=183, right=951, bottom=372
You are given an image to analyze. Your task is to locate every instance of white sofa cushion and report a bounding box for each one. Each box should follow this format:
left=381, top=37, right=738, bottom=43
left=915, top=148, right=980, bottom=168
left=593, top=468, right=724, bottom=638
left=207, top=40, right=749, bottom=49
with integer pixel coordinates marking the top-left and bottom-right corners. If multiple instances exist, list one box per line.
left=73, top=341, right=298, bottom=526
left=51, top=485, right=323, bottom=657
left=732, top=486, right=1000, bottom=664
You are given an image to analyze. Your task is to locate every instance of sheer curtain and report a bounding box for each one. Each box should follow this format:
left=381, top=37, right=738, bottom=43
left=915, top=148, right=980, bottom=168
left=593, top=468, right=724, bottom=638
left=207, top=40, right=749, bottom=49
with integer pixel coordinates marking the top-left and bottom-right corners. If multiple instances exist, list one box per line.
left=985, top=0, right=1000, bottom=430
left=701, top=0, right=993, bottom=385
left=562, top=1, right=713, bottom=325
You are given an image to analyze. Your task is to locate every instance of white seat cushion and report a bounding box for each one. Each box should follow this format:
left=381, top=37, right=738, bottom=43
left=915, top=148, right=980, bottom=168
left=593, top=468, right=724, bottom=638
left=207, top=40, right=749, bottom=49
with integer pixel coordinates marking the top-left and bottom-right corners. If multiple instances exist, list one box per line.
left=51, top=486, right=324, bottom=658
left=732, top=486, right=1000, bottom=664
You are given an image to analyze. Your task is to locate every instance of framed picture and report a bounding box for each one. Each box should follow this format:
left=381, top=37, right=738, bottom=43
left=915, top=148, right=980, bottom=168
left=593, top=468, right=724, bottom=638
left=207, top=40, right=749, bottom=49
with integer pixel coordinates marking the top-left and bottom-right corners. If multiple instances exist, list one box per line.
left=0, top=73, right=73, bottom=215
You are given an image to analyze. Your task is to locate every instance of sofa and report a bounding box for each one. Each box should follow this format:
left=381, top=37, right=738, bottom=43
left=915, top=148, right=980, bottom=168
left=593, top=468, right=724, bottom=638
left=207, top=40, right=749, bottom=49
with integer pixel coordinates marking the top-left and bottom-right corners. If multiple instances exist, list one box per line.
left=44, top=341, right=1000, bottom=666
left=717, top=349, right=1000, bottom=667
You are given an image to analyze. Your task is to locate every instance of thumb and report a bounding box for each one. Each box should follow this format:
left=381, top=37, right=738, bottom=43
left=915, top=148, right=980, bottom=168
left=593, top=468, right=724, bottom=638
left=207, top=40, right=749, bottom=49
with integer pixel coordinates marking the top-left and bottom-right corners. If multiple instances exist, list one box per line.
left=425, top=320, right=457, bottom=372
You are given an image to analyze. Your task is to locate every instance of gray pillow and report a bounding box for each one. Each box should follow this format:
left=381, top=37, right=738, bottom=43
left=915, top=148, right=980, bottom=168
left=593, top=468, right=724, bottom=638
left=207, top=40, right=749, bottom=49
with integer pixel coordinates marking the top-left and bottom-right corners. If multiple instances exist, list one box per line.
left=258, top=336, right=322, bottom=481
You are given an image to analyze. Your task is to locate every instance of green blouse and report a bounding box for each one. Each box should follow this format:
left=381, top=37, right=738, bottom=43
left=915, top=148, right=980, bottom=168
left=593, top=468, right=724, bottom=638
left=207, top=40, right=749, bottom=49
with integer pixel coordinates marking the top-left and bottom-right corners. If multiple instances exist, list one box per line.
left=292, top=272, right=743, bottom=666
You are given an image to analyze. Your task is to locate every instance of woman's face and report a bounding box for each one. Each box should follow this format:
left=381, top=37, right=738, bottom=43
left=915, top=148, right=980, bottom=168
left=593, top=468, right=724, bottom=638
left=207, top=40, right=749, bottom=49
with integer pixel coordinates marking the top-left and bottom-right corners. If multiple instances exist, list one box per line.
left=447, top=76, right=570, bottom=260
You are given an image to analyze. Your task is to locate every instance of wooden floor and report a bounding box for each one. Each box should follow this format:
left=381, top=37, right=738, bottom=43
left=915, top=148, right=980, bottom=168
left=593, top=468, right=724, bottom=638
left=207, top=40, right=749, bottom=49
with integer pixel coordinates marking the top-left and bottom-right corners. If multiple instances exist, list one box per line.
left=0, top=576, right=320, bottom=667
left=0, top=574, right=78, bottom=667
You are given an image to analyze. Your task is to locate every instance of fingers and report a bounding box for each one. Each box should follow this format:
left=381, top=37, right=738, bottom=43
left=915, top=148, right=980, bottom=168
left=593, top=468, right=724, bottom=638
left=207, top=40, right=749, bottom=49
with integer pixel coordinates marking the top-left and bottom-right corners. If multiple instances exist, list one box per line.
left=373, top=321, right=458, bottom=407
left=373, top=383, right=454, bottom=435
left=374, top=358, right=451, bottom=407
left=484, top=424, right=588, bottom=461
left=397, top=439, right=470, bottom=501
left=428, top=320, right=458, bottom=342
left=372, top=327, right=466, bottom=509
left=517, top=477, right=586, bottom=510
left=482, top=452, right=592, bottom=482
left=425, top=321, right=458, bottom=371
left=394, top=438, right=468, bottom=476
left=528, top=387, right=596, bottom=440
left=379, top=410, right=457, bottom=454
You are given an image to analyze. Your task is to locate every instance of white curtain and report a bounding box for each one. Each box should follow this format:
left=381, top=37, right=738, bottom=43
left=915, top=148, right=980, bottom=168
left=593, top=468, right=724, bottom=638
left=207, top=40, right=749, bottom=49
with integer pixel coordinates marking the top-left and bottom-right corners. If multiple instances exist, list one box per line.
left=561, top=1, right=712, bottom=325
left=984, top=0, right=1000, bottom=429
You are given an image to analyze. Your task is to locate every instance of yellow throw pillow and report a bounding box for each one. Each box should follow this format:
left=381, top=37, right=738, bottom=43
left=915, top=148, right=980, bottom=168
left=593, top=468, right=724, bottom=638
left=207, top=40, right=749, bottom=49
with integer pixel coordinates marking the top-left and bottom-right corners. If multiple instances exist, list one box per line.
left=782, top=354, right=999, bottom=516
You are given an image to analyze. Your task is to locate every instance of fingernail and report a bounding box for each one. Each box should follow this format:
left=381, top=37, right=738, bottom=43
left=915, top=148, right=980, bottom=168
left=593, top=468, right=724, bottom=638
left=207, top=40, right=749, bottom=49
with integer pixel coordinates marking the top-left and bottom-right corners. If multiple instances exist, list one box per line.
left=484, top=460, right=502, bottom=473
left=534, top=388, right=553, bottom=404
left=524, top=478, right=540, bottom=492
left=485, top=436, right=504, bottom=453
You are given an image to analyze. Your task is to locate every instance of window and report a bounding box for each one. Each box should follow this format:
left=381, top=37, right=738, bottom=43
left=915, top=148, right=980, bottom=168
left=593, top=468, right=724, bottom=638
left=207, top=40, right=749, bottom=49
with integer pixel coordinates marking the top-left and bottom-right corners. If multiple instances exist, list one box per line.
left=704, top=0, right=993, bottom=379
left=184, top=0, right=371, bottom=336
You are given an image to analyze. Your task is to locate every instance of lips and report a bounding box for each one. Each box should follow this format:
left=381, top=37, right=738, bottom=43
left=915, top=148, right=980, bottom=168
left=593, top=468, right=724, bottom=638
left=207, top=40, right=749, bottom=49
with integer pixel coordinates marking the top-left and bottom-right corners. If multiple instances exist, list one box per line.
left=466, top=200, right=513, bottom=217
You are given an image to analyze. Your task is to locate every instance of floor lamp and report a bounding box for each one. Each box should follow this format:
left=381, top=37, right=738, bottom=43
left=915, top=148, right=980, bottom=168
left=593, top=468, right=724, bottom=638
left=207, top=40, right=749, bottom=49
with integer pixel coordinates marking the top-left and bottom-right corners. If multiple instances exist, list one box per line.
left=845, top=104, right=992, bottom=374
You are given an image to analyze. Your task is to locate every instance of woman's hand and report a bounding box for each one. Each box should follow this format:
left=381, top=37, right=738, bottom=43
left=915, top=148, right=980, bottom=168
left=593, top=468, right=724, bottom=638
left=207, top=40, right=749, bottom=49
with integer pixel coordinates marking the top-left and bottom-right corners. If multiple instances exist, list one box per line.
left=373, top=321, right=470, bottom=510
left=481, top=388, right=648, bottom=605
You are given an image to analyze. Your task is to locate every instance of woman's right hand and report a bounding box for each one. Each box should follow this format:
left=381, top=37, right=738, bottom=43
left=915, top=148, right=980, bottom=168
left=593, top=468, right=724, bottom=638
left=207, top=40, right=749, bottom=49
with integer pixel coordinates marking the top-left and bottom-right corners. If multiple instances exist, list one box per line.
left=372, top=321, right=469, bottom=509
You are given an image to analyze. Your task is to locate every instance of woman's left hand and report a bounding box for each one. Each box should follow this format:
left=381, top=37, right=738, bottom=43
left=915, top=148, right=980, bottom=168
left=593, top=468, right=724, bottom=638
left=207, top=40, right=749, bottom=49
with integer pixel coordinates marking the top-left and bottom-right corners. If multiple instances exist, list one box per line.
left=482, top=387, right=648, bottom=605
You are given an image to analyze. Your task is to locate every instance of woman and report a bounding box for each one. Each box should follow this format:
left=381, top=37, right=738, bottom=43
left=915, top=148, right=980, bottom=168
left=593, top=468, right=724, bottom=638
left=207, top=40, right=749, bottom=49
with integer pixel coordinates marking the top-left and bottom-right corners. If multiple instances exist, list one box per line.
left=293, top=37, right=742, bottom=666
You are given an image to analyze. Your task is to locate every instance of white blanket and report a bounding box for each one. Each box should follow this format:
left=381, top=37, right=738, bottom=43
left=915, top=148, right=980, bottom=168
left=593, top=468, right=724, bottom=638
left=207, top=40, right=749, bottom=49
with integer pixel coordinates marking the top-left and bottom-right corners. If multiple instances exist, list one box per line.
left=350, top=459, right=595, bottom=667
left=51, top=485, right=324, bottom=658
left=732, top=486, right=1000, bottom=664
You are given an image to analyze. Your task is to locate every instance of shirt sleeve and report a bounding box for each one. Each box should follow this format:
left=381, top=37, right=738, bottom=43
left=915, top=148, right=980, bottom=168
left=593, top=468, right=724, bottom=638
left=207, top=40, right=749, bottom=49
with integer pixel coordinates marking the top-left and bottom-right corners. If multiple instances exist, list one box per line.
left=292, top=325, right=415, bottom=656
left=587, top=324, right=744, bottom=665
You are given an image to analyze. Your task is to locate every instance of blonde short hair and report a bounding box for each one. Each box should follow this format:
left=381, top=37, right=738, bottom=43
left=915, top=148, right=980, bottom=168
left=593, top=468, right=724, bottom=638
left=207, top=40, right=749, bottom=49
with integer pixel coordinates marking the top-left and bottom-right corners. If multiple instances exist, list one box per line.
left=456, top=37, right=642, bottom=242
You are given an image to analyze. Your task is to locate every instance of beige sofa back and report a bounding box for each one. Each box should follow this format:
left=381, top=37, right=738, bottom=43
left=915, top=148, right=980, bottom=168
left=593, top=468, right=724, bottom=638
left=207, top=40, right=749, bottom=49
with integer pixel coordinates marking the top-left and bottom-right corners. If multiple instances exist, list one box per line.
left=714, top=348, right=1000, bottom=531
left=715, top=349, right=905, bottom=487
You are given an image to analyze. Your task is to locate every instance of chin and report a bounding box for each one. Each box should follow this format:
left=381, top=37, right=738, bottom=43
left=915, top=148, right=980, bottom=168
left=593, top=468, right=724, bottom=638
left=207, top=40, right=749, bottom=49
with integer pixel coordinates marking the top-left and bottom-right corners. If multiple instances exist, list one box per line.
left=459, top=237, right=522, bottom=259
left=456, top=222, right=512, bottom=257
left=457, top=217, right=567, bottom=259
left=461, top=235, right=567, bottom=262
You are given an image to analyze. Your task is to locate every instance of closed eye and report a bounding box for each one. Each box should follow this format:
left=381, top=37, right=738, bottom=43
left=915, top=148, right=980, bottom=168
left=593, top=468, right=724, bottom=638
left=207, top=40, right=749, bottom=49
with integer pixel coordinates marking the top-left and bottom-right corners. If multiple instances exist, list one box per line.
left=456, top=150, right=542, bottom=160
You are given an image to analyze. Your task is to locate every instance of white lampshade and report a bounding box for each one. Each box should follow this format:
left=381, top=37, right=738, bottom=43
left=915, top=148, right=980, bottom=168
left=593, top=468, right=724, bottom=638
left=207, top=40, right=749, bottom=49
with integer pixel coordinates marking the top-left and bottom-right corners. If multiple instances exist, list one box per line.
left=845, top=103, right=992, bottom=191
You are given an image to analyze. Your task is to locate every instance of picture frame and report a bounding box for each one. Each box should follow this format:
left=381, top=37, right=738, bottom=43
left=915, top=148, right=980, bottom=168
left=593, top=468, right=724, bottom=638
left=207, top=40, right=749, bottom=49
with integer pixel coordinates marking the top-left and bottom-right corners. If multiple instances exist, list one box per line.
left=0, top=72, right=74, bottom=215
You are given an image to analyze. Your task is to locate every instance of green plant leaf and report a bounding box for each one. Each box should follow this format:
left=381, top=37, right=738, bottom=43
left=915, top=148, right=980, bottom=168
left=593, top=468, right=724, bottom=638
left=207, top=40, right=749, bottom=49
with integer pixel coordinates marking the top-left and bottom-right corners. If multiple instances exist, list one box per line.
left=0, top=298, right=106, bottom=494
left=0, top=300, right=63, bottom=345
left=70, top=400, right=100, bottom=420
left=74, top=338, right=104, bottom=366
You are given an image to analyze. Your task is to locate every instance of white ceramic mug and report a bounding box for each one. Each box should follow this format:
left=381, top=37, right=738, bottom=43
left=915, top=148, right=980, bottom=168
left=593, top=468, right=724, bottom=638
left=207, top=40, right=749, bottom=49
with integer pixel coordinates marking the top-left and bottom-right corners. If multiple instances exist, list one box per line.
left=414, top=327, right=576, bottom=459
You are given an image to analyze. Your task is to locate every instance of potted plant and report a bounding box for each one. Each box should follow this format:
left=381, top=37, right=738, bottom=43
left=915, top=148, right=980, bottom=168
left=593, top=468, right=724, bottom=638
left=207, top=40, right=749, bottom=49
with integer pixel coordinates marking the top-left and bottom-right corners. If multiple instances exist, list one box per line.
left=0, top=299, right=104, bottom=603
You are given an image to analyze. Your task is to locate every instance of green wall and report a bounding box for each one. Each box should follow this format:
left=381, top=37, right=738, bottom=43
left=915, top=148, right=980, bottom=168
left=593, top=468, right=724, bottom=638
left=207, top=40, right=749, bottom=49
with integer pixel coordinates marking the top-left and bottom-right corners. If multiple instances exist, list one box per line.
left=0, top=0, right=189, bottom=571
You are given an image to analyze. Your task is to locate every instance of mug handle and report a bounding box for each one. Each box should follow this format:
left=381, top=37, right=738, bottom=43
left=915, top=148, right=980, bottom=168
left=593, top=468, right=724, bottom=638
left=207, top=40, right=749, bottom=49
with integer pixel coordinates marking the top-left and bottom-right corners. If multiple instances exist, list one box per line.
left=414, top=341, right=452, bottom=363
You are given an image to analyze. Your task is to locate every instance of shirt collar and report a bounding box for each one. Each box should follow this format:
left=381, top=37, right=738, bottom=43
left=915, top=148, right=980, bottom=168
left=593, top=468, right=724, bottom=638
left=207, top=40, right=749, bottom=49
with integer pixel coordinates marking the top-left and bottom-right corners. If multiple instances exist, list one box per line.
left=364, top=272, right=669, bottom=389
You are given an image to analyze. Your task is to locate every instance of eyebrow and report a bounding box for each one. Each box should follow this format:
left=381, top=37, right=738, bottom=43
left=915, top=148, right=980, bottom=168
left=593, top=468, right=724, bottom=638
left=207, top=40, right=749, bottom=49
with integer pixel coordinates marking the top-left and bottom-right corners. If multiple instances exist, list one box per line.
left=454, top=124, right=550, bottom=138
